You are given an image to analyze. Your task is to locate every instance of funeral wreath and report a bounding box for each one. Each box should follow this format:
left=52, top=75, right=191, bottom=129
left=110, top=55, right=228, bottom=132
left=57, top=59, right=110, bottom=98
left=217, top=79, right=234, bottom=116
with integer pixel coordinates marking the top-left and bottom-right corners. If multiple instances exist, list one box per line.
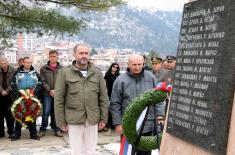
left=122, top=82, right=172, bottom=151
left=11, top=89, right=41, bottom=127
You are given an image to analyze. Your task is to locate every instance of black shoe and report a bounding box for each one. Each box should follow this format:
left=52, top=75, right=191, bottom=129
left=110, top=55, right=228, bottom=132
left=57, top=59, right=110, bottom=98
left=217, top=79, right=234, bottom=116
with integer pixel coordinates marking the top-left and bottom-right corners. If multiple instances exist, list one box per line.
left=38, top=131, right=46, bottom=137
left=8, top=134, right=14, bottom=139
left=54, top=131, right=63, bottom=137
left=0, top=133, right=5, bottom=138
left=103, top=126, right=109, bottom=131
left=11, top=135, right=20, bottom=141
left=50, top=123, right=55, bottom=130
left=30, top=134, right=40, bottom=140
left=0, top=135, right=5, bottom=138
left=98, top=128, right=103, bottom=132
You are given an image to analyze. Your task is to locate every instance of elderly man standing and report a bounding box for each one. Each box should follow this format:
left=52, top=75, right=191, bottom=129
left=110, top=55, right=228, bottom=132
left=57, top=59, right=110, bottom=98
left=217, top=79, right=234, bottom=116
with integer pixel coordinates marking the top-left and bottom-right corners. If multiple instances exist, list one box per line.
left=110, top=54, right=162, bottom=155
left=0, top=58, right=16, bottom=138
left=54, top=43, right=108, bottom=155
left=10, top=57, right=42, bottom=141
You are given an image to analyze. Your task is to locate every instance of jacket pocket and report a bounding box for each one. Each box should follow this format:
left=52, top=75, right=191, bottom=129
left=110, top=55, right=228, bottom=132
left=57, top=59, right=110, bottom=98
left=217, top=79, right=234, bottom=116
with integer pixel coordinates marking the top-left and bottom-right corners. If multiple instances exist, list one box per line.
left=86, top=108, right=100, bottom=124
left=67, top=79, right=81, bottom=93
left=66, top=79, right=81, bottom=108
left=65, top=109, right=86, bottom=124
left=87, top=78, right=99, bottom=92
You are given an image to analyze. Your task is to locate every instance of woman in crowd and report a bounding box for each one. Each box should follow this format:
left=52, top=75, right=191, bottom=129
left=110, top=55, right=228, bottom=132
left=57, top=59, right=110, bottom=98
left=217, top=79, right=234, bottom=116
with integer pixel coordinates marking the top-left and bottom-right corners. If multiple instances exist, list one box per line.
left=103, top=63, right=120, bottom=131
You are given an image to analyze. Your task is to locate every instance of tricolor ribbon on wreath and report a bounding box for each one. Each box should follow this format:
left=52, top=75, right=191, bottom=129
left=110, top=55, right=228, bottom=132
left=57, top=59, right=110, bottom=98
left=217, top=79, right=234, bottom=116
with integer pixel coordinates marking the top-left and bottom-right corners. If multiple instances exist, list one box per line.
left=120, top=82, right=172, bottom=155
left=11, top=89, right=42, bottom=127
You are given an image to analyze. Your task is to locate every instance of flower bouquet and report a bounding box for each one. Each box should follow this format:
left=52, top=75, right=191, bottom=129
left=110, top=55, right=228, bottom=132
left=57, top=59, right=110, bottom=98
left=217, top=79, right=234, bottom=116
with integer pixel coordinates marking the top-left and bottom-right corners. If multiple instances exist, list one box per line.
left=11, top=89, right=41, bottom=127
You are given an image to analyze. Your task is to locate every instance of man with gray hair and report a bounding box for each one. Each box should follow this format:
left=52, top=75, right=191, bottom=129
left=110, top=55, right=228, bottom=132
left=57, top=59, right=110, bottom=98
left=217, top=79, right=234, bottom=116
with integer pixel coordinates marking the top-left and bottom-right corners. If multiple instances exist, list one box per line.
left=110, top=54, right=163, bottom=155
left=54, top=43, right=109, bottom=155
left=0, top=58, right=16, bottom=138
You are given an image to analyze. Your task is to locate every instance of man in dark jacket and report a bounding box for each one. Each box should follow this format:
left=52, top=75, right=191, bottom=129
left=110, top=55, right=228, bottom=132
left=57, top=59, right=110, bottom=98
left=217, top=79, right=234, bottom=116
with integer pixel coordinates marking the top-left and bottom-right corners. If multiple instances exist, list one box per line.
left=0, top=58, right=16, bottom=138
left=39, top=50, right=63, bottom=137
left=10, top=57, right=42, bottom=141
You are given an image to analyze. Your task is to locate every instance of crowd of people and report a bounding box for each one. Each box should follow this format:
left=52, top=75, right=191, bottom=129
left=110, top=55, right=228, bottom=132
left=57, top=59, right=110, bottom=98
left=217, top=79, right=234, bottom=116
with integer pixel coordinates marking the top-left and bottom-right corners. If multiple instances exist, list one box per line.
left=0, top=43, right=176, bottom=155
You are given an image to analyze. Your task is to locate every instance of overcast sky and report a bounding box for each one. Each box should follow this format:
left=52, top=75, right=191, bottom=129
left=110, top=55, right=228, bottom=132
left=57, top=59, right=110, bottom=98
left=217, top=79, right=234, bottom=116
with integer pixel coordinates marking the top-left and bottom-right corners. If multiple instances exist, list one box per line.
left=127, top=0, right=189, bottom=11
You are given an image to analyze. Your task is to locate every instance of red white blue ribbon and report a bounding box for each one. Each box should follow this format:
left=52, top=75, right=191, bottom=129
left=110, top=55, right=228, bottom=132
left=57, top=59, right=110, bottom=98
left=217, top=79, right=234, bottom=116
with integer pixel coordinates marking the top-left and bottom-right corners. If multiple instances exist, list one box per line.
left=154, top=82, right=172, bottom=92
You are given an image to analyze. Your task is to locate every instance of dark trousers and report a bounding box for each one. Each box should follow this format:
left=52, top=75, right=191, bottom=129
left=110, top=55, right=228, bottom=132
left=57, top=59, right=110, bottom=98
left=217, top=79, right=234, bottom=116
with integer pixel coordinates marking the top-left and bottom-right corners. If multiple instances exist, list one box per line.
left=50, top=112, right=56, bottom=129
left=136, top=148, right=151, bottom=155
left=136, top=131, right=152, bottom=155
left=108, top=110, right=115, bottom=129
left=14, top=121, right=37, bottom=137
left=0, top=95, right=14, bottom=137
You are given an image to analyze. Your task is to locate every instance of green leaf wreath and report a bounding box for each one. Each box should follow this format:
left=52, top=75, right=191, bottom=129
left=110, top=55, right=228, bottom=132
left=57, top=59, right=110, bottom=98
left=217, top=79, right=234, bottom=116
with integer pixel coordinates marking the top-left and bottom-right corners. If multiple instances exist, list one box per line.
left=122, top=90, right=167, bottom=151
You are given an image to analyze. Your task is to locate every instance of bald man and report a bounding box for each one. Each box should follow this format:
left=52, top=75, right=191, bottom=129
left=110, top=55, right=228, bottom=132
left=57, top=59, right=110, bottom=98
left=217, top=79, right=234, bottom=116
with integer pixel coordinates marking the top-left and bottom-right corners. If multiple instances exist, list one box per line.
left=110, top=54, right=161, bottom=155
left=0, top=58, right=16, bottom=138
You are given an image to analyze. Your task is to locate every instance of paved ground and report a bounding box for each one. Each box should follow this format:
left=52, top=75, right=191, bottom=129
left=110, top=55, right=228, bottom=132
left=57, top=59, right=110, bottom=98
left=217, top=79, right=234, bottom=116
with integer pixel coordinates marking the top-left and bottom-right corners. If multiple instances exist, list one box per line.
left=0, top=126, right=120, bottom=155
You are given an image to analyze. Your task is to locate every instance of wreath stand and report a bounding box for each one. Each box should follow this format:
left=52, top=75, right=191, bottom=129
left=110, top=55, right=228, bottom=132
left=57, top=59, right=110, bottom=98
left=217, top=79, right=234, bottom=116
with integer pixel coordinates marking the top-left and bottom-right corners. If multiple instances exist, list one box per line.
left=131, top=103, right=160, bottom=155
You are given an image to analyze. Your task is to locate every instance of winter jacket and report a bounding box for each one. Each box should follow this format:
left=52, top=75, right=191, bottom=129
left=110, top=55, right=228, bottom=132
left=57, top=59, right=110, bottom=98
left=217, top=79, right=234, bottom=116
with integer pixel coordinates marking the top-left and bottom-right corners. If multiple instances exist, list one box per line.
left=40, top=61, right=63, bottom=95
left=11, top=65, right=42, bottom=98
left=110, top=68, right=163, bottom=133
left=54, top=61, right=109, bottom=127
left=0, top=65, right=16, bottom=94
left=104, top=72, right=119, bottom=98
left=160, top=68, right=175, bottom=83
left=152, top=68, right=170, bottom=82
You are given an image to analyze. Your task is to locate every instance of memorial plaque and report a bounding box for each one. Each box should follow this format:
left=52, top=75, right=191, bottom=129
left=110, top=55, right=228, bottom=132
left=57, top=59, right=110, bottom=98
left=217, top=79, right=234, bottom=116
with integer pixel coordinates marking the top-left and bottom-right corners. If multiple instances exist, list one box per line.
left=166, top=0, right=235, bottom=154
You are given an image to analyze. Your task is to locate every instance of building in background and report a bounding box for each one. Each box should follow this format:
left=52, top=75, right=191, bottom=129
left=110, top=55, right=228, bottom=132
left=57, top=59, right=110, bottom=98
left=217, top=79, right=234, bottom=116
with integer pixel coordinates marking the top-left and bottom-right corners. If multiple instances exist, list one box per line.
left=1, top=33, right=144, bottom=74
left=0, top=38, right=17, bottom=65
left=17, top=33, right=37, bottom=59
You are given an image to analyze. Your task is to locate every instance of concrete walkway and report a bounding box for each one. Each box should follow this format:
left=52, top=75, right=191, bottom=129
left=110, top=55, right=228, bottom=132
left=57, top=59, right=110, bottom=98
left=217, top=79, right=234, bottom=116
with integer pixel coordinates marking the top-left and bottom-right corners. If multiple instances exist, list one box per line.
left=0, top=127, right=120, bottom=155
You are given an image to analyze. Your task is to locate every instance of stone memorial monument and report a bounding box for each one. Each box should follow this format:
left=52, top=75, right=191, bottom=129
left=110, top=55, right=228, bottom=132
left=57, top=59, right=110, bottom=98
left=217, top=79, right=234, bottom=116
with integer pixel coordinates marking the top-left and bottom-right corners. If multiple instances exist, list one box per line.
left=160, top=0, right=235, bottom=154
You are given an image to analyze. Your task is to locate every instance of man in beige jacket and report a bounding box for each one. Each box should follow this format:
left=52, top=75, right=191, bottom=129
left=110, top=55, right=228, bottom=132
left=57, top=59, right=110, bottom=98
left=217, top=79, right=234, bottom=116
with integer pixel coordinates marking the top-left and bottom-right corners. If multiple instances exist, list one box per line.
left=54, top=43, right=108, bottom=155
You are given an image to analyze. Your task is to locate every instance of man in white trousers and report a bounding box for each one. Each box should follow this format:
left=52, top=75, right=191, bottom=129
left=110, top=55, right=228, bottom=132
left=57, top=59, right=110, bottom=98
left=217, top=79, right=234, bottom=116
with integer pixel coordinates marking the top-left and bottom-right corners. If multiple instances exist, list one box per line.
left=54, top=43, right=109, bottom=155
